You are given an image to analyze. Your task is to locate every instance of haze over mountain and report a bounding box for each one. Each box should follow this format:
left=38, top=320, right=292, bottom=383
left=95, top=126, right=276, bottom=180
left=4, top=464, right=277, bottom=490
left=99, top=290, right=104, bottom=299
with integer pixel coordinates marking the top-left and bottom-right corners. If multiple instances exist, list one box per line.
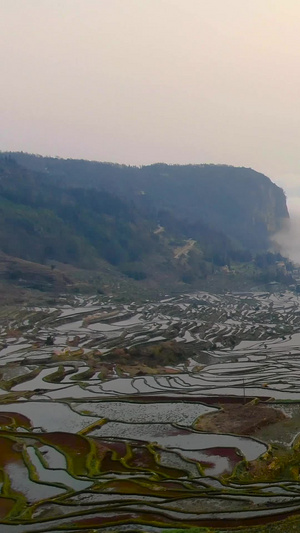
left=2, top=1, right=300, bottom=192
left=2, top=1, right=300, bottom=267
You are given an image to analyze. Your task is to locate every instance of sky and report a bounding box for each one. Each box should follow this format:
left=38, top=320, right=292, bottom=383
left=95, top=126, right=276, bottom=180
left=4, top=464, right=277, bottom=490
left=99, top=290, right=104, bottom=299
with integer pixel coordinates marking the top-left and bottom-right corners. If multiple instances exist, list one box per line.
left=1, top=0, right=300, bottom=204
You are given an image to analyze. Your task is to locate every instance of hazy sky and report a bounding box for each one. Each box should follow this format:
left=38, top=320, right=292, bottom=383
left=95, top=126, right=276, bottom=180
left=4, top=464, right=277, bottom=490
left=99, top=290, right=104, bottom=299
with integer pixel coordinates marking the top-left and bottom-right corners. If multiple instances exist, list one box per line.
left=2, top=0, right=300, bottom=197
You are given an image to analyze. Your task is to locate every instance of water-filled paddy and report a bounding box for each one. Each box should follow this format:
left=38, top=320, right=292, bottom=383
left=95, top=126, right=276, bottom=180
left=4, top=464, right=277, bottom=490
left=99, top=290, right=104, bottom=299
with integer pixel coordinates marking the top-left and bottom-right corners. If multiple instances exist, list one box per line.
left=1, top=290, right=300, bottom=530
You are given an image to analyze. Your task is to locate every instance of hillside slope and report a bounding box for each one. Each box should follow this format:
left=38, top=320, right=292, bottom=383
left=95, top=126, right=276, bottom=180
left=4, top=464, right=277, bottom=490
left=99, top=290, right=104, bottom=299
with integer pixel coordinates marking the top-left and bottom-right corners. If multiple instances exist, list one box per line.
left=6, top=153, right=288, bottom=251
left=0, top=153, right=290, bottom=295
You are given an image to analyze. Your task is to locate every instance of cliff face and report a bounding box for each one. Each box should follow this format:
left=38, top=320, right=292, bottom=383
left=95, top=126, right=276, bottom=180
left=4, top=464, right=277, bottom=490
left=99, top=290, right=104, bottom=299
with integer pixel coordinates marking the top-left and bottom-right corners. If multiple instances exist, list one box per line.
left=134, top=165, right=289, bottom=251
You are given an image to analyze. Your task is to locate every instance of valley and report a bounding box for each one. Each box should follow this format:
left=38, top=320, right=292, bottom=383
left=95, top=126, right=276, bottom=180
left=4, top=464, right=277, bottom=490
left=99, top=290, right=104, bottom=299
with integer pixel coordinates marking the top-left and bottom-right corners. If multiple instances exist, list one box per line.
left=3, top=0, right=300, bottom=530
left=0, top=155, right=298, bottom=531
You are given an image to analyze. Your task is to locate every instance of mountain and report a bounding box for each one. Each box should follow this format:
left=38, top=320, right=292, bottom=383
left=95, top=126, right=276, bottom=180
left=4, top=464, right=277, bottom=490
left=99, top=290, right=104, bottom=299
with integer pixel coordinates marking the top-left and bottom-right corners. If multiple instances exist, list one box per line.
left=0, top=153, right=290, bottom=294
left=5, top=153, right=288, bottom=251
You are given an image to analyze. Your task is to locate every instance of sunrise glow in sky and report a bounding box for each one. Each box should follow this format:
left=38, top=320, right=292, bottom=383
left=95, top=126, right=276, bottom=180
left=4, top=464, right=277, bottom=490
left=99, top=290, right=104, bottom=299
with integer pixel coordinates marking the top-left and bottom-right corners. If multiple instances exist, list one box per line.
left=2, top=0, right=300, bottom=198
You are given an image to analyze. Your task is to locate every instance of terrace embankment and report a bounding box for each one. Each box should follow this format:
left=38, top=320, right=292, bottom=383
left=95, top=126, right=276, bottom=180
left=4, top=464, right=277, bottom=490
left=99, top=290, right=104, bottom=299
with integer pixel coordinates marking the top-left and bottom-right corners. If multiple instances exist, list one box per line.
left=195, top=400, right=287, bottom=436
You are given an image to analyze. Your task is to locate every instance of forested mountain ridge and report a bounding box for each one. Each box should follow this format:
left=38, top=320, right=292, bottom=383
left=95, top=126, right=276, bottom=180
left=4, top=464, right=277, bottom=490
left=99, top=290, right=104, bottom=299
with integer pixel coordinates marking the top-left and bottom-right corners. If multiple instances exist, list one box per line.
left=0, top=157, right=157, bottom=268
left=0, top=153, right=290, bottom=295
left=5, top=152, right=288, bottom=251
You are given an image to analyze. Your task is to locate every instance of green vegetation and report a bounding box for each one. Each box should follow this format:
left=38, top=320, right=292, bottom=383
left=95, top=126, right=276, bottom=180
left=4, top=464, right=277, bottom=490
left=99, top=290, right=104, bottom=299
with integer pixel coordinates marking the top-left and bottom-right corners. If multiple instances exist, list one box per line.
left=163, top=518, right=300, bottom=532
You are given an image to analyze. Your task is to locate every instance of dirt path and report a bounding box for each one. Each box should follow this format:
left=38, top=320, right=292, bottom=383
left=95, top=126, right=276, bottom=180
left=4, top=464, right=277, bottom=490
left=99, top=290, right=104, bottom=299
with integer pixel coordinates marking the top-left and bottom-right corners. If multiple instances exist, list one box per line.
left=174, top=239, right=196, bottom=259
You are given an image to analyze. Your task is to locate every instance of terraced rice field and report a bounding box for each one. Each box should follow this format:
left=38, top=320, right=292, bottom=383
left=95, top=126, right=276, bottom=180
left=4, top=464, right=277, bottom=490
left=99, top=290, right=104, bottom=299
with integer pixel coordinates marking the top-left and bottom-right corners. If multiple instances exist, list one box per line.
left=1, top=290, right=300, bottom=531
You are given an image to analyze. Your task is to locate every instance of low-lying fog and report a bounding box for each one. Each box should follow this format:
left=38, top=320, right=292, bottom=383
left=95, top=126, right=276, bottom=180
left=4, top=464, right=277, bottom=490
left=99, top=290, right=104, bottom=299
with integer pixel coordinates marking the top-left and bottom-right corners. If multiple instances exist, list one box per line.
left=274, top=196, right=300, bottom=264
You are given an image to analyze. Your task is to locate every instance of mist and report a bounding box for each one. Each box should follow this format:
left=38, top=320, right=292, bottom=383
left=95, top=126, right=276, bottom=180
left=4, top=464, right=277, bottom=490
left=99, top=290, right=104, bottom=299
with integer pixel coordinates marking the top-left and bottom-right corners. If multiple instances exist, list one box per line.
left=273, top=195, right=300, bottom=265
